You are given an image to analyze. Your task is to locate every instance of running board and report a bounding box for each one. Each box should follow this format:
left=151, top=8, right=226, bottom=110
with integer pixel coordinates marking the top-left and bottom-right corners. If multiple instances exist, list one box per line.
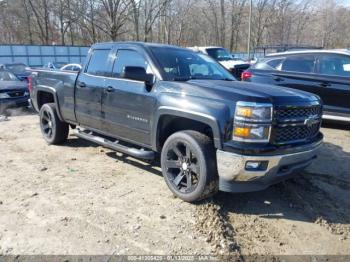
left=74, top=129, right=155, bottom=160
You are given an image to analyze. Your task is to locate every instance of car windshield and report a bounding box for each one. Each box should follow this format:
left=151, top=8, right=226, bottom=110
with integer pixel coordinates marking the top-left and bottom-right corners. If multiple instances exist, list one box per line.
left=0, top=70, right=19, bottom=81
left=150, top=47, right=235, bottom=81
left=5, top=63, right=27, bottom=73
left=206, top=48, right=233, bottom=61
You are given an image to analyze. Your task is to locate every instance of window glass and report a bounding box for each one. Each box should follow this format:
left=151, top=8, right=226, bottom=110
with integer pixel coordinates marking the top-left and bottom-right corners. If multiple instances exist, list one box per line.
left=206, top=48, right=233, bottom=61
left=86, top=49, right=111, bottom=76
left=112, top=50, right=151, bottom=78
left=253, top=57, right=284, bottom=70
left=280, top=55, right=315, bottom=73
left=319, top=55, right=350, bottom=77
left=150, top=47, right=235, bottom=81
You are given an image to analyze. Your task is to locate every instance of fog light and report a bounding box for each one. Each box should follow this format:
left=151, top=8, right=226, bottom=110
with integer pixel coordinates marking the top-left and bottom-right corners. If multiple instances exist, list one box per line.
left=245, top=161, right=268, bottom=171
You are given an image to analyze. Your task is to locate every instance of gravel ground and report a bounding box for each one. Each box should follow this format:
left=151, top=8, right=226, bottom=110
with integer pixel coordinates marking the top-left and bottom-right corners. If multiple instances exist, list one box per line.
left=0, top=111, right=349, bottom=257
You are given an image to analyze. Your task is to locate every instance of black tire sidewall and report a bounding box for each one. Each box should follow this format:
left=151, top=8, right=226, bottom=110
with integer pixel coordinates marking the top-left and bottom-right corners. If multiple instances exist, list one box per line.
left=161, top=131, right=213, bottom=202
left=39, top=103, right=69, bottom=145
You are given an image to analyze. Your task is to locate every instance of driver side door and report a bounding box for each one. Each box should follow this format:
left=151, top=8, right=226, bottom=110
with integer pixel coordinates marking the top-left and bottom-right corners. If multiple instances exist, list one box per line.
left=101, top=48, right=156, bottom=147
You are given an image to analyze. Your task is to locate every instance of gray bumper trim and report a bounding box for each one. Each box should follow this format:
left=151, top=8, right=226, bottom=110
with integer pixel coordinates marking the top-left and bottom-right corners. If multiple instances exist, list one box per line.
left=216, top=143, right=322, bottom=182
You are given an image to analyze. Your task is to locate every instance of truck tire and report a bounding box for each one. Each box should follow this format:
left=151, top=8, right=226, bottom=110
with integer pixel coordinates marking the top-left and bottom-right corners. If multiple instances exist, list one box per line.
left=161, top=130, right=218, bottom=202
left=39, top=103, right=69, bottom=145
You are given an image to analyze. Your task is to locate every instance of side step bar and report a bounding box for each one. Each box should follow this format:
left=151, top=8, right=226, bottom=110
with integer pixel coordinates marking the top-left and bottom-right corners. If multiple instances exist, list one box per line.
left=74, top=129, right=155, bottom=160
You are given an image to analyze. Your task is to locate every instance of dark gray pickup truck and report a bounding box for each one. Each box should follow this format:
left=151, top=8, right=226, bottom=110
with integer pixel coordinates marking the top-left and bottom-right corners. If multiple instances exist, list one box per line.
left=30, top=42, right=323, bottom=202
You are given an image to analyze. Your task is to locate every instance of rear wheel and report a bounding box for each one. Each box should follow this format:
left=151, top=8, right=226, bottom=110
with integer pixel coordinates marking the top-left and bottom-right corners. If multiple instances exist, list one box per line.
left=39, top=103, right=69, bottom=145
left=161, top=130, right=218, bottom=202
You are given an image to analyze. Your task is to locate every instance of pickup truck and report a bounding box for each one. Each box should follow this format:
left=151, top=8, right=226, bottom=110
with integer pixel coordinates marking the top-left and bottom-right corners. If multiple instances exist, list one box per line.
left=30, top=42, right=323, bottom=202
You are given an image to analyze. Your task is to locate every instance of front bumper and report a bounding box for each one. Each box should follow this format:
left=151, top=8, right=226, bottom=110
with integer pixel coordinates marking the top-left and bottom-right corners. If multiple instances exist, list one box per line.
left=216, top=139, right=323, bottom=192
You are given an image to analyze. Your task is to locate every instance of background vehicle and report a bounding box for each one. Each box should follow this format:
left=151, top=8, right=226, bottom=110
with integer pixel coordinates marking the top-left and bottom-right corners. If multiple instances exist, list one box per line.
left=189, top=46, right=250, bottom=80
left=0, top=70, right=29, bottom=115
left=242, top=50, right=350, bottom=123
left=0, top=63, right=31, bottom=81
left=43, top=62, right=67, bottom=70
left=60, top=63, right=82, bottom=71
left=30, top=42, right=322, bottom=202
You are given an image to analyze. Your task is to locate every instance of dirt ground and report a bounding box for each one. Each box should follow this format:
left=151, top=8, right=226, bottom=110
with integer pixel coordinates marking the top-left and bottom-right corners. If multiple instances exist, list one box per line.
left=0, top=110, right=349, bottom=257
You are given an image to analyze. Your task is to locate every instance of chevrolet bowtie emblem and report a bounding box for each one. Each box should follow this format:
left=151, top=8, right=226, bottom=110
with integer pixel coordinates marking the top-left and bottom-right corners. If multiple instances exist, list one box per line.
left=304, top=116, right=320, bottom=127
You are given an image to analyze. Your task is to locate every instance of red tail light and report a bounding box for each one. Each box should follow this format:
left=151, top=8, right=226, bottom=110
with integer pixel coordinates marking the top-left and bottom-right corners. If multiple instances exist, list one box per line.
left=241, top=71, right=252, bottom=81
left=28, top=76, right=33, bottom=93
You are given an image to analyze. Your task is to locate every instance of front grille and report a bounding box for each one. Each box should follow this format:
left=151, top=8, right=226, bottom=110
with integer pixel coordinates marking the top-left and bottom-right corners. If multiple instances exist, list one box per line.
left=275, top=105, right=322, bottom=120
left=275, top=123, right=320, bottom=144
left=273, top=104, right=322, bottom=144
left=7, top=91, right=25, bottom=98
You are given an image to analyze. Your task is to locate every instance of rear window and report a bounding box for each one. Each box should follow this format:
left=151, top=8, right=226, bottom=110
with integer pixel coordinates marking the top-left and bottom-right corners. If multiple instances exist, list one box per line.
left=253, top=57, right=285, bottom=70
left=86, top=49, right=111, bottom=76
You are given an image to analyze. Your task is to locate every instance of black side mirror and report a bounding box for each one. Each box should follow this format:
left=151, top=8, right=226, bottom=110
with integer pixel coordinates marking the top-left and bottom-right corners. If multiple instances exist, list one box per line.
left=121, top=66, right=154, bottom=84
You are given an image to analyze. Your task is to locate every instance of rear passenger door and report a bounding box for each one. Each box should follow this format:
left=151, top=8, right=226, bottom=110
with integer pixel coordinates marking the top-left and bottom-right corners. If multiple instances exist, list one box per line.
left=101, top=48, right=156, bottom=147
left=315, top=54, right=350, bottom=116
left=271, top=54, right=324, bottom=98
left=75, top=49, right=113, bottom=130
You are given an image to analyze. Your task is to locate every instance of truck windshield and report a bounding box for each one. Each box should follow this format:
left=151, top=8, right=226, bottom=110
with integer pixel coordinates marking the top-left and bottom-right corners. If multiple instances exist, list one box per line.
left=150, top=47, right=235, bottom=81
left=206, top=48, right=233, bottom=61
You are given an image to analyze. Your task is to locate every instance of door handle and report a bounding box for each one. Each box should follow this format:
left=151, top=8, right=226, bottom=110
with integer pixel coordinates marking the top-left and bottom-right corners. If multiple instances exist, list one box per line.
left=106, top=86, right=114, bottom=93
left=273, top=76, right=284, bottom=82
left=77, top=81, right=86, bottom=88
left=320, top=82, right=330, bottom=87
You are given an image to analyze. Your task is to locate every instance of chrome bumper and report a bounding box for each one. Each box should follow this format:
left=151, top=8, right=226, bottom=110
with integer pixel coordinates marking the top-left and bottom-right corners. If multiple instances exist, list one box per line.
left=216, top=143, right=322, bottom=183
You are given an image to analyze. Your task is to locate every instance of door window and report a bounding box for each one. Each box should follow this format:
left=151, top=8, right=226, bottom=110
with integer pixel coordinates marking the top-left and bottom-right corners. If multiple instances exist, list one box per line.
left=112, top=50, right=151, bottom=78
left=318, top=55, right=350, bottom=77
left=86, top=49, right=111, bottom=76
left=280, top=55, right=316, bottom=73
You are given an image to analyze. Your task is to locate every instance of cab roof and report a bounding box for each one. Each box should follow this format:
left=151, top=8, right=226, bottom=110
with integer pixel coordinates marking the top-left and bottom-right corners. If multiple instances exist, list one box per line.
left=266, top=49, right=350, bottom=57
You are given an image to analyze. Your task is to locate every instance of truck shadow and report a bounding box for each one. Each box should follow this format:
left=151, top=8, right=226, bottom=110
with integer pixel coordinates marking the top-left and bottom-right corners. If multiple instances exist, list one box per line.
left=213, top=141, right=350, bottom=227
left=105, top=151, right=163, bottom=177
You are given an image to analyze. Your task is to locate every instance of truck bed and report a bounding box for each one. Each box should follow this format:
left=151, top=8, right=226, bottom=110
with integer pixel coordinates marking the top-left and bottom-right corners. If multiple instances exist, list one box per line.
left=30, top=69, right=78, bottom=123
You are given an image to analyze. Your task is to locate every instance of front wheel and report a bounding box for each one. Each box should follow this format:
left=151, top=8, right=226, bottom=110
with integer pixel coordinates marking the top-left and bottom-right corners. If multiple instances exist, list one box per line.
left=161, top=130, right=218, bottom=202
left=39, top=103, right=69, bottom=145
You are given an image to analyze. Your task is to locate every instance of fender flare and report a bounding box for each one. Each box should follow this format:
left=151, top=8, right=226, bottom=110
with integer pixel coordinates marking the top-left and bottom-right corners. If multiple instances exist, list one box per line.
left=35, top=86, right=64, bottom=122
left=152, top=106, right=222, bottom=151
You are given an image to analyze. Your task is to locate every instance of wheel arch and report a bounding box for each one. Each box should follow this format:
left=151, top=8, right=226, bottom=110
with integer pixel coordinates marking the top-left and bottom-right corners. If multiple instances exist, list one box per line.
left=153, top=107, right=222, bottom=152
left=35, top=86, right=64, bottom=121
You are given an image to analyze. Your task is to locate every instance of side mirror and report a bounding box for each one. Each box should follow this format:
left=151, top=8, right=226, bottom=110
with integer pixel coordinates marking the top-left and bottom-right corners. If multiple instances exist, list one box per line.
left=121, top=66, right=154, bottom=84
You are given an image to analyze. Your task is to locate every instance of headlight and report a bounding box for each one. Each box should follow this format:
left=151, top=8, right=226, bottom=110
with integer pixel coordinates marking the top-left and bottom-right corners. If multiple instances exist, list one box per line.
left=0, top=93, right=10, bottom=99
left=235, top=101, right=272, bottom=122
left=233, top=101, right=273, bottom=143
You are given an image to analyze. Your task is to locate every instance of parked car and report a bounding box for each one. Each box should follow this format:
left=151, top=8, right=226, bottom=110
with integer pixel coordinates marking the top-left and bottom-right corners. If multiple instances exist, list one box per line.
left=0, top=63, right=31, bottom=81
left=242, top=50, right=350, bottom=123
left=43, top=62, right=67, bottom=70
left=189, top=46, right=250, bottom=80
left=30, top=42, right=322, bottom=202
left=60, top=63, right=82, bottom=71
left=0, top=70, right=29, bottom=115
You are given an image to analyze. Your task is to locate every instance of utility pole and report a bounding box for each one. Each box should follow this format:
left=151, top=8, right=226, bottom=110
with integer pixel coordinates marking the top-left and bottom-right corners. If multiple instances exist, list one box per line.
left=247, top=0, right=253, bottom=60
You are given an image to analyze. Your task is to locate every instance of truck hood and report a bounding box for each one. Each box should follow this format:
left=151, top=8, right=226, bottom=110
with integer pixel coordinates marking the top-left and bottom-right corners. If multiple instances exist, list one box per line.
left=160, top=80, right=320, bottom=105
left=219, top=60, right=247, bottom=69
